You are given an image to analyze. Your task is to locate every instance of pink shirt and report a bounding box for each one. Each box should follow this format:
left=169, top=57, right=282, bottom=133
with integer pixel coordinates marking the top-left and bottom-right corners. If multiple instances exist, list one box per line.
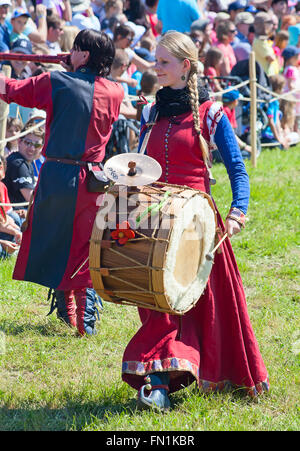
left=216, top=42, right=237, bottom=73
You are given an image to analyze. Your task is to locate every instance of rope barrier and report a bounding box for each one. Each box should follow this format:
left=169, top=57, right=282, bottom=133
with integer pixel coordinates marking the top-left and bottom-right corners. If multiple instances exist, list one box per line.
left=0, top=202, right=29, bottom=207
left=0, top=119, right=46, bottom=145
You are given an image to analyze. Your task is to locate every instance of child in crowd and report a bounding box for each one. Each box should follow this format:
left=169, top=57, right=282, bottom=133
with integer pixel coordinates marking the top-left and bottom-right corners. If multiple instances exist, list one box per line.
left=273, top=30, right=289, bottom=69
left=9, top=8, right=30, bottom=44
left=204, top=46, right=223, bottom=92
left=222, top=89, right=252, bottom=155
left=0, top=156, right=22, bottom=258
left=261, top=74, right=289, bottom=149
left=282, top=45, right=300, bottom=132
left=136, top=69, right=159, bottom=120
left=4, top=117, right=23, bottom=157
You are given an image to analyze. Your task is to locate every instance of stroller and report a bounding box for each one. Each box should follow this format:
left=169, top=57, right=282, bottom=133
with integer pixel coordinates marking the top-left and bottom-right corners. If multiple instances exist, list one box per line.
left=200, top=60, right=271, bottom=161
left=230, top=59, right=272, bottom=156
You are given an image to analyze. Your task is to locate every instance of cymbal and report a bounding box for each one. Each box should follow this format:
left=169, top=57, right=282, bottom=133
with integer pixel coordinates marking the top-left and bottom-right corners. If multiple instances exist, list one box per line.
left=103, top=153, right=162, bottom=186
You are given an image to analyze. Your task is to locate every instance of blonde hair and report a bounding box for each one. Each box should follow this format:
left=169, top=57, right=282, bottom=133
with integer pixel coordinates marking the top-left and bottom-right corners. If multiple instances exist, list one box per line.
left=158, top=31, right=209, bottom=165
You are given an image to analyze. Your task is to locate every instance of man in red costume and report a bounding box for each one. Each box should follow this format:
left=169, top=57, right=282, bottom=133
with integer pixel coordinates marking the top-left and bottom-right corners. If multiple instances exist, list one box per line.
left=0, top=29, right=124, bottom=335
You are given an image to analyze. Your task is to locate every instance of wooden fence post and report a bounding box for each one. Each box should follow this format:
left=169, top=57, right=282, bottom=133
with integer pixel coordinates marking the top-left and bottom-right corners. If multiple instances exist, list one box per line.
left=249, top=51, right=257, bottom=168
left=0, top=64, right=11, bottom=157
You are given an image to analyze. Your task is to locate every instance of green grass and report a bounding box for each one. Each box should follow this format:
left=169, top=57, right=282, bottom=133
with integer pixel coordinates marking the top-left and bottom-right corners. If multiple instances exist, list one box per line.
left=0, top=146, right=299, bottom=431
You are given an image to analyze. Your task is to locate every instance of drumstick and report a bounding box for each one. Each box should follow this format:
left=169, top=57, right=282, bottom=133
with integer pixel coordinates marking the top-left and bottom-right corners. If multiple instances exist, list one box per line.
left=70, top=256, right=89, bottom=279
left=206, top=233, right=228, bottom=261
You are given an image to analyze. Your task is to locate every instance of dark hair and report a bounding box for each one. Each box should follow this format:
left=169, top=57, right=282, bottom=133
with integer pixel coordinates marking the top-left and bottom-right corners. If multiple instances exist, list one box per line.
left=47, top=14, right=63, bottom=30
left=204, top=46, right=223, bottom=68
left=73, top=29, right=115, bottom=76
left=113, top=24, right=134, bottom=42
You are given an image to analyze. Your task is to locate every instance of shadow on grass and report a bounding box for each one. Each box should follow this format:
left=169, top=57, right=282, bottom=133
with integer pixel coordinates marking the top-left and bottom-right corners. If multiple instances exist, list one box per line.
left=0, top=319, right=74, bottom=338
left=0, top=396, right=143, bottom=431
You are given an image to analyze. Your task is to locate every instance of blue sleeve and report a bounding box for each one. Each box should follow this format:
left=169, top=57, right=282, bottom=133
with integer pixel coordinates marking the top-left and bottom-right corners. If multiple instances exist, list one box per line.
left=214, top=114, right=250, bottom=214
left=137, top=108, right=148, bottom=154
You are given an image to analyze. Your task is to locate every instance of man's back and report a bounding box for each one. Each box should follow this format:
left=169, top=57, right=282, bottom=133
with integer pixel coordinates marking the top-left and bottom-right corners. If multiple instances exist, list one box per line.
left=157, top=0, right=201, bottom=33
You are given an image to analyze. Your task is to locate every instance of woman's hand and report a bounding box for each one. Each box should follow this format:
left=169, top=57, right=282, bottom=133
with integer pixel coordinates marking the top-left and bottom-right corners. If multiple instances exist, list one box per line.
left=225, top=218, right=241, bottom=237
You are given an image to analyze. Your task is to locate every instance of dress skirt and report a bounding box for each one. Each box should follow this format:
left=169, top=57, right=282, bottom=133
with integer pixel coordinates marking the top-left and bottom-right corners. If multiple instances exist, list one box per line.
left=122, top=208, right=269, bottom=397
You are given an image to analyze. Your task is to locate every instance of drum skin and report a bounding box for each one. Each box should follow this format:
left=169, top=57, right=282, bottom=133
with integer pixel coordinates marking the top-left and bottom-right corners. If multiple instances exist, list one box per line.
left=89, top=183, right=217, bottom=315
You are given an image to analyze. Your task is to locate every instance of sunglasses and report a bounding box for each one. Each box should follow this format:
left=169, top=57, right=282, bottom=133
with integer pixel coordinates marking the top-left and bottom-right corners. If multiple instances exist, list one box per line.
left=23, top=139, right=42, bottom=149
left=229, top=29, right=237, bottom=33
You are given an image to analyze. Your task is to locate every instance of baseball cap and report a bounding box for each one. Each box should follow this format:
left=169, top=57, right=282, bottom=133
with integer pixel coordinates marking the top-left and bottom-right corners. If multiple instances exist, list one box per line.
left=11, top=38, right=32, bottom=54
left=254, top=11, right=273, bottom=24
left=222, top=89, right=240, bottom=103
left=191, top=18, right=210, bottom=32
left=235, top=12, right=254, bottom=25
left=11, top=7, right=30, bottom=19
left=134, top=47, right=155, bottom=62
left=282, top=45, right=300, bottom=61
left=228, top=1, right=247, bottom=11
left=0, top=0, right=11, bottom=5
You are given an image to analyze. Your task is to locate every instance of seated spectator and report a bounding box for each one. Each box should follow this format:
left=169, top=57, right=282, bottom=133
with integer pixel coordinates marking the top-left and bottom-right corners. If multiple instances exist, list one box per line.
left=59, top=24, right=79, bottom=52
left=4, top=116, right=23, bottom=157
left=46, top=14, right=64, bottom=54
left=252, top=12, right=279, bottom=76
left=190, top=18, right=213, bottom=55
left=282, top=45, right=300, bottom=132
left=6, top=4, right=48, bottom=44
left=113, top=23, right=155, bottom=74
left=228, top=0, right=247, bottom=23
left=271, top=0, right=288, bottom=30
left=9, top=7, right=31, bottom=44
left=101, top=0, right=123, bottom=29
left=0, top=0, right=12, bottom=52
left=4, top=38, right=34, bottom=80
left=0, top=156, right=22, bottom=251
left=204, top=46, right=223, bottom=92
left=280, top=14, right=297, bottom=31
left=136, top=69, right=159, bottom=120
left=3, top=120, right=44, bottom=204
left=233, top=12, right=254, bottom=47
left=222, top=89, right=252, bottom=155
left=25, top=114, right=46, bottom=178
left=261, top=74, right=289, bottom=148
left=273, top=29, right=289, bottom=68
left=70, top=0, right=101, bottom=30
left=210, top=12, right=230, bottom=46
left=215, top=20, right=237, bottom=75
left=1, top=38, right=37, bottom=124
left=109, top=48, right=137, bottom=119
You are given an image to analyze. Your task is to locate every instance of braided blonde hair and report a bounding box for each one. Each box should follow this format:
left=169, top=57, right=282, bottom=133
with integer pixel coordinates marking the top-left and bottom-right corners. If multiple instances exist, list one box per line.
left=158, top=31, right=210, bottom=165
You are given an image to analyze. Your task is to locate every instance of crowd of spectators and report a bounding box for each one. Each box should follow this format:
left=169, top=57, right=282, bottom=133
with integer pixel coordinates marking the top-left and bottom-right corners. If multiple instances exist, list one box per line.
left=0, top=0, right=299, bottom=258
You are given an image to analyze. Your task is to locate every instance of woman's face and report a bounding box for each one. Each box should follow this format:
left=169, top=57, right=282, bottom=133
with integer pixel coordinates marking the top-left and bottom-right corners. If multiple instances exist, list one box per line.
left=154, top=44, right=190, bottom=89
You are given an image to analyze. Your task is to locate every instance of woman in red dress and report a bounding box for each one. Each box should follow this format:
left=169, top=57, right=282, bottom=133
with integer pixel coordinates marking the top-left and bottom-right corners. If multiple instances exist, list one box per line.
left=121, top=31, right=269, bottom=410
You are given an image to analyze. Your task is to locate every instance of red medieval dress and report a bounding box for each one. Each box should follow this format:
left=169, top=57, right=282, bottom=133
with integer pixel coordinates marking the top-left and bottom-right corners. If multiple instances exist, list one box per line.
left=121, top=100, right=269, bottom=397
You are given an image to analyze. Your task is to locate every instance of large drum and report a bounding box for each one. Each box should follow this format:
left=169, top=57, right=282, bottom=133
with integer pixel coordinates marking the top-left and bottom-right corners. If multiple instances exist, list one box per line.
left=89, top=183, right=217, bottom=315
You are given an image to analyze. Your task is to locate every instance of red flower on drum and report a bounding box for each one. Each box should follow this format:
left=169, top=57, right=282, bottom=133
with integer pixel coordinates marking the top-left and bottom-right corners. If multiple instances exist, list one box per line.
left=111, top=221, right=135, bottom=246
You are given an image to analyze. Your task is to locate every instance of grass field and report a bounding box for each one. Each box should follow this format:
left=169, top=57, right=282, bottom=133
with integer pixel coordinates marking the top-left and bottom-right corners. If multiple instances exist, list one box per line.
left=0, top=146, right=299, bottom=431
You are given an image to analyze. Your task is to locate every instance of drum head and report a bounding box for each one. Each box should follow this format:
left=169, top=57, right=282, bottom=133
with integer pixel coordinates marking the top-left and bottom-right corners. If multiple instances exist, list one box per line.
left=163, top=193, right=216, bottom=312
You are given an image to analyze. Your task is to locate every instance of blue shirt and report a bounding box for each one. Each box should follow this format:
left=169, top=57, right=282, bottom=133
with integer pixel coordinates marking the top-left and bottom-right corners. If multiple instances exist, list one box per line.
left=0, top=22, right=10, bottom=52
left=157, top=0, right=201, bottom=33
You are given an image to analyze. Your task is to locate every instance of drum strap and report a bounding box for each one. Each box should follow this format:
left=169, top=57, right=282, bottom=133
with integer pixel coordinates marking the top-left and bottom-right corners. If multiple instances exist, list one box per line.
left=139, top=105, right=158, bottom=155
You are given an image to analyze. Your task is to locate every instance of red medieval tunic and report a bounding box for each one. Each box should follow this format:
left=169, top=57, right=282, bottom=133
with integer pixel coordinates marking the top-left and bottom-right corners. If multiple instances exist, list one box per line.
left=0, top=68, right=124, bottom=290
left=122, top=100, right=269, bottom=396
